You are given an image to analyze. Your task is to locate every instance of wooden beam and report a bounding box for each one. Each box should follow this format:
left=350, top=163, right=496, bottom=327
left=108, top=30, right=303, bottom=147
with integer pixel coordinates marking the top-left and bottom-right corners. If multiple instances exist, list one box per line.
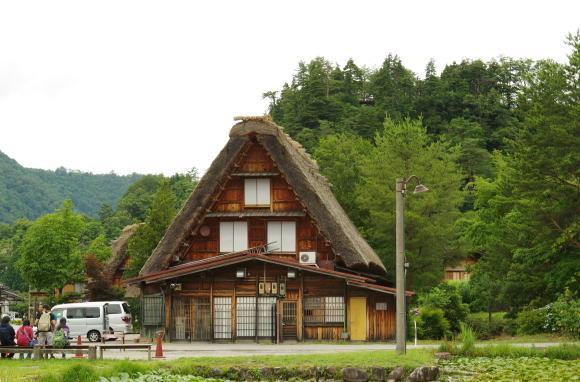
left=297, top=272, right=304, bottom=341
left=210, top=276, right=214, bottom=343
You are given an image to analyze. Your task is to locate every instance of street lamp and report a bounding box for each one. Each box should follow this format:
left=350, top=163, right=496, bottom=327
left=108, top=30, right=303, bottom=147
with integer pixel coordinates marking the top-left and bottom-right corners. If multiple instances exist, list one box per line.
left=396, top=176, right=429, bottom=355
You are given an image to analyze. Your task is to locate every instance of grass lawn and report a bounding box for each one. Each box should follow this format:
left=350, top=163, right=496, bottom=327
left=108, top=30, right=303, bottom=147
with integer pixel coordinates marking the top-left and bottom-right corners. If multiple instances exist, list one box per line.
left=0, top=349, right=434, bottom=381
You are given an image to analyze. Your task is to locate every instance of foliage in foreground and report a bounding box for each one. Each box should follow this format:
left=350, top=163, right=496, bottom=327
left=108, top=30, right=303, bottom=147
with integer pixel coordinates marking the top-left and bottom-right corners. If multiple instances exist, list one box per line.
left=439, top=357, right=580, bottom=382
left=100, top=370, right=232, bottom=382
left=439, top=342, right=580, bottom=360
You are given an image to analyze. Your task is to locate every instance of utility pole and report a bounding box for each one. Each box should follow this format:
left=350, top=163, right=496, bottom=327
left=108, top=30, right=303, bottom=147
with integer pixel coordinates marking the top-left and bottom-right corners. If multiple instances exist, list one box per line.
left=395, top=178, right=406, bottom=355
left=395, top=176, right=429, bottom=355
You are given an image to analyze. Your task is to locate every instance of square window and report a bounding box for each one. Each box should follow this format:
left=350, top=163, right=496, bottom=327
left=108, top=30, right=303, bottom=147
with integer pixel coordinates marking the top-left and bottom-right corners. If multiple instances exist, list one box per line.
left=245, top=178, right=270, bottom=206
left=220, top=221, right=248, bottom=252
left=267, top=221, right=296, bottom=252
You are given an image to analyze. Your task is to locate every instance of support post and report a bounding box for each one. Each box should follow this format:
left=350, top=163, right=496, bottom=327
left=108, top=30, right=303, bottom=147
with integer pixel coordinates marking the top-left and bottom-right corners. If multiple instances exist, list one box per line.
left=88, top=346, right=97, bottom=360
left=32, top=345, right=42, bottom=360
left=395, top=178, right=406, bottom=355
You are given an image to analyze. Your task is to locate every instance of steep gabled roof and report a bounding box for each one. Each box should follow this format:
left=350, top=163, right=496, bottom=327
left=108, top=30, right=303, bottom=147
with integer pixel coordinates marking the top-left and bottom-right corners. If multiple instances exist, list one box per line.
left=106, top=223, right=143, bottom=276
left=139, top=117, right=386, bottom=276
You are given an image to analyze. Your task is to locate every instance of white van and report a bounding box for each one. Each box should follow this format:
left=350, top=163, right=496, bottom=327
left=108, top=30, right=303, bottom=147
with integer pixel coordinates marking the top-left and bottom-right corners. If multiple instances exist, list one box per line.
left=51, top=301, right=132, bottom=342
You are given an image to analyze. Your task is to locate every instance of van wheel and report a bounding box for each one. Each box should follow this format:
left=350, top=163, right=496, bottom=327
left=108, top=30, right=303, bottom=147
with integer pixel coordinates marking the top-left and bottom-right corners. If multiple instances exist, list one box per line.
left=87, top=330, right=101, bottom=342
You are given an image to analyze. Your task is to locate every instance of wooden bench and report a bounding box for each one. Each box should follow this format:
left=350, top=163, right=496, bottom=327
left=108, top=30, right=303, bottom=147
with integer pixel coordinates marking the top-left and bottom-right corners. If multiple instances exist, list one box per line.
left=0, top=343, right=152, bottom=360
left=97, top=344, right=153, bottom=360
left=0, top=345, right=97, bottom=360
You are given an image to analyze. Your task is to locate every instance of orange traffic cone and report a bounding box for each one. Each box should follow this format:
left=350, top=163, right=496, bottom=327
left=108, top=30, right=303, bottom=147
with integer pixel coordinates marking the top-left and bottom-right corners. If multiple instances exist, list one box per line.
left=75, top=335, right=84, bottom=358
left=153, top=333, right=165, bottom=358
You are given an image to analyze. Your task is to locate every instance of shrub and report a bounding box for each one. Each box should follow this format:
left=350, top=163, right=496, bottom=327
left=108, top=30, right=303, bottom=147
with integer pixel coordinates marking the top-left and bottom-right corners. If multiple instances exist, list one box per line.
left=546, top=292, right=580, bottom=338
left=516, top=308, right=548, bottom=335
left=465, top=312, right=508, bottom=339
left=416, top=306, right=449, bottom=339
left=418, top=282, right=469, bottom=333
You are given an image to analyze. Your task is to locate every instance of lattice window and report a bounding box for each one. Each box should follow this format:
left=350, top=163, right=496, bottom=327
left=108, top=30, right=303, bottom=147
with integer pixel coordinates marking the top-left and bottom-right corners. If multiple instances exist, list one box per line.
left=213, top=297, right=232, bottom=339
left=257, top=297, right=276, bottom=337
left=143, top=294, right=164, bottom=326
left=236, top=297, right=256, bottom=338
left=304, top=296, right=344, bottom=324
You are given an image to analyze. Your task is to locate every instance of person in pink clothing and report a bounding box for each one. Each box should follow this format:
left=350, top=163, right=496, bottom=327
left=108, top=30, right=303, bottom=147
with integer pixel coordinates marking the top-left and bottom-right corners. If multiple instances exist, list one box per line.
left=16, top=319, right=34, bottom=359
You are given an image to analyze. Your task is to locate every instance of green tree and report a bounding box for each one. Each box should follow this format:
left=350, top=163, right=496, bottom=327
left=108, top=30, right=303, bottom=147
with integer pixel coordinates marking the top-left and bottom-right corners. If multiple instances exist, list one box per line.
left=87, top=234, right=113, bottom=262
left=125, top=181, right=176, bottom=278
left=314, top=133, right=374, bottom=227
left=17, top=199, right=85, bottom=291
left=468, top=33, right=580, bottom=311
left=440, top=118, right=491, bottom=182
left=116, top=175, right=164, bottom=222
left=357, top=118, right=466, bottom=290
left=168, top=169, right=199, bottom=211
left=369, top=54, right=417, bottom=120
left=0, top=219, right=31, bottom=291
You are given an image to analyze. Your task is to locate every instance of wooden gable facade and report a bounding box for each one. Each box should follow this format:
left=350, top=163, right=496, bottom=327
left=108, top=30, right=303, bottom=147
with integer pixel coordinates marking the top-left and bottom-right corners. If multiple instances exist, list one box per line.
left=126, top=117, right=411, bottom=342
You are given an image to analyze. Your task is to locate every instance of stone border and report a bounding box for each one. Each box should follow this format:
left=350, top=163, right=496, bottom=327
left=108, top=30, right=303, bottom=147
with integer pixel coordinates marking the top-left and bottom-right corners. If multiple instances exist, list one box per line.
left=166, top=365, right=439, bottom=382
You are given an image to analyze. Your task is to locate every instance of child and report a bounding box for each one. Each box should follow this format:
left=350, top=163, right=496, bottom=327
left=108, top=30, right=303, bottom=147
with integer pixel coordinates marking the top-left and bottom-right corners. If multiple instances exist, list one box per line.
left=53, top=317, right=71, bottom=359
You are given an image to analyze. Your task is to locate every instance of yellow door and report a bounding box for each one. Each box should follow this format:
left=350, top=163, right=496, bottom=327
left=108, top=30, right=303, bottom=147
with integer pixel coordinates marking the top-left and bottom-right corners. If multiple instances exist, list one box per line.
left=349, top=297, right=367, bottom=341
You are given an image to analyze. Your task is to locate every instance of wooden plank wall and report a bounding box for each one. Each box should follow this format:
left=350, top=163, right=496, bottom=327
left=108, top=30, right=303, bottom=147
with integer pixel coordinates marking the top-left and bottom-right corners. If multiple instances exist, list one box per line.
left=152, top=265, right=396, bottom=342
left=185, top=216, right=334, bottom=264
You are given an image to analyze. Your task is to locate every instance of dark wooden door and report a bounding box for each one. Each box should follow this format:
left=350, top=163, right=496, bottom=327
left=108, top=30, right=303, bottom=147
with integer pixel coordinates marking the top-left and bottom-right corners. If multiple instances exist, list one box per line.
left=282, top=300, right=297, bottom=341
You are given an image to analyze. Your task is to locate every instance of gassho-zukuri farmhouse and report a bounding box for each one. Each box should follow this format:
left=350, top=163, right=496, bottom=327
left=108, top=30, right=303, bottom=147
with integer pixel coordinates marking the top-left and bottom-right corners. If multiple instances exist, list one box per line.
left=125, top=116, right=413, bottom=342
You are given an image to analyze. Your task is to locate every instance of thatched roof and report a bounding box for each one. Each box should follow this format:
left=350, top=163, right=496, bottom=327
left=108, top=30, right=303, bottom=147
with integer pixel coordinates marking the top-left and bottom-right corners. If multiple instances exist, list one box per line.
left=0, top=283, right=21, bottom=301
left=106, top=223, right=143, bottom=275
left=139, top=117, right=386, bottom=276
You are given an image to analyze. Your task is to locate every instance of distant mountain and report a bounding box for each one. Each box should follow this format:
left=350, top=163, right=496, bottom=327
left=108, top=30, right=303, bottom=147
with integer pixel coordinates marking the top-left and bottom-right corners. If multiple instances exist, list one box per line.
left=0, top=150, right=141, bottom=223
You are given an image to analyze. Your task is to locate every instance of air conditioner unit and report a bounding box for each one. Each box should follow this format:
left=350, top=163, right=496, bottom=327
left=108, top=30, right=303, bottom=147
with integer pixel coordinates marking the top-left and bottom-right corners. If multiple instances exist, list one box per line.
left=299, top=251, right=316, bottom=265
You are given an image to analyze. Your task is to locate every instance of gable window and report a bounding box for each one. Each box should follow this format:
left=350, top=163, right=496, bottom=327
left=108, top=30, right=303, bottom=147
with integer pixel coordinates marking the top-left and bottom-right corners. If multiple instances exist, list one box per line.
left=220, top=221, right=248, bottom=252
left=267, top=221, right=296, bottom=252
left=244, top=178, right=270, bottom=206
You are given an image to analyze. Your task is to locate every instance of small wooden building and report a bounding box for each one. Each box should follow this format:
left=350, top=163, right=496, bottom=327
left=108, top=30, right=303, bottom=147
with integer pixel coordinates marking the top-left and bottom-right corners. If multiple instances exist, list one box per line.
left=125, top=117, right=412, bottom=342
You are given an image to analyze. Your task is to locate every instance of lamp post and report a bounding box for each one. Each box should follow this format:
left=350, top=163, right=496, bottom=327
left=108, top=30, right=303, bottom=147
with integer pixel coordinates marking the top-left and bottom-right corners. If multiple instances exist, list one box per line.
left=396, top=176, right=429, bottom=355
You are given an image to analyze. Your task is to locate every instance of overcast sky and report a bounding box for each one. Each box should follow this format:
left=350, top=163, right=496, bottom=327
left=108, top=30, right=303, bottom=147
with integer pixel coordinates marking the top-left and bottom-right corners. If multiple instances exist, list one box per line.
left=1, top=0, right=578, bottom=176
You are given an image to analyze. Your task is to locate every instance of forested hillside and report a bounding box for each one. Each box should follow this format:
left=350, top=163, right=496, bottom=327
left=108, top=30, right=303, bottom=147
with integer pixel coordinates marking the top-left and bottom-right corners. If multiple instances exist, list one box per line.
left=0, top=150, right=141, bottom=223
left=265, top=33, right=579, bottom=311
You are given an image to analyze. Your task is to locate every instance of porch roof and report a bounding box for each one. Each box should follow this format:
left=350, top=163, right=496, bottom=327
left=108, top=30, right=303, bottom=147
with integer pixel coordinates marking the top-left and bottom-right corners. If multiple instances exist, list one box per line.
left=0, top=284, right=21, bottom=301
left=124, top=251, right=376, bottom=285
